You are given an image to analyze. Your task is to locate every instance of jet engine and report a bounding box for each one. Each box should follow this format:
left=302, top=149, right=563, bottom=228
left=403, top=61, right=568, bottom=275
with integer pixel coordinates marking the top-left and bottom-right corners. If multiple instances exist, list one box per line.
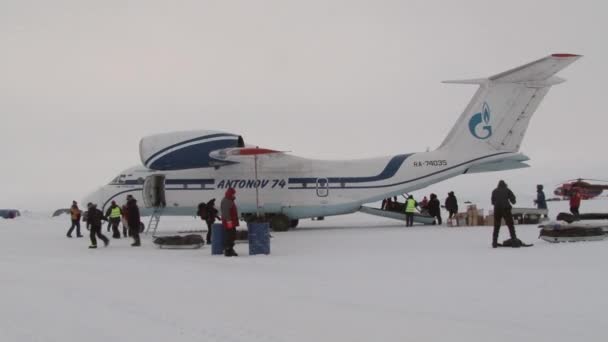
left=139, top=130, right=244, bottom=170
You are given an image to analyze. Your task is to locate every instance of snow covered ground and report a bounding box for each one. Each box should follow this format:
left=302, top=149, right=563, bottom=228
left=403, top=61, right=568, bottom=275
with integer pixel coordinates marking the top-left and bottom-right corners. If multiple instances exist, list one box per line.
left=1, top=199, right=607, bottom=342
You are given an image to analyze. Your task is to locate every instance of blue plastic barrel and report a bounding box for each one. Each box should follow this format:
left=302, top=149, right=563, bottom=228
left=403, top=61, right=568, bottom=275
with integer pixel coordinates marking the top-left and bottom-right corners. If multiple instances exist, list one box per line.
left=248, top=222, right=270, bottom=255
left=211, top=223, right=225, bottom=255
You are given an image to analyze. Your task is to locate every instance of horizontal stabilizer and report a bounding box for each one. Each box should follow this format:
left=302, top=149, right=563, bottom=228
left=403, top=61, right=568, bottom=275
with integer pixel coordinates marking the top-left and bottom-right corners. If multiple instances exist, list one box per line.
left=489, top=53, right=581, bottom=83
left=442, top=78, right=486, bottom=85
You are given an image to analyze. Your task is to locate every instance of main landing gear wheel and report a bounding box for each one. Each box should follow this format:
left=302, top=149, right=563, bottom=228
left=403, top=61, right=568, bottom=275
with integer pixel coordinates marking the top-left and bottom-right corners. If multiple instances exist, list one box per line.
left=270, top=215, right=291, bottom=232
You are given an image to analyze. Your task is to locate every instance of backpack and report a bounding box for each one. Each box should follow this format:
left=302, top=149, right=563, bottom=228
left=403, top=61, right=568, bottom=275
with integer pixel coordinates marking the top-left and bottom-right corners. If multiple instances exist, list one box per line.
left=197, top=202, right=208, bottom=219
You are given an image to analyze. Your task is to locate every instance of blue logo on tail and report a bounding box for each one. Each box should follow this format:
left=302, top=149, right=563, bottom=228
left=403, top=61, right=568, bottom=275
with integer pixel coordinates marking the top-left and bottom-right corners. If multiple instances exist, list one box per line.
left=468, top=102, right=492, bottom=139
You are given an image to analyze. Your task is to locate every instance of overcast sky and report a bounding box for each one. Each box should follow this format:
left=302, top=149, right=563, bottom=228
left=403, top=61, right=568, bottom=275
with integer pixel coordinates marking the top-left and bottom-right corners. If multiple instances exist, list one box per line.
left=1, top=0, right=606, bottom=212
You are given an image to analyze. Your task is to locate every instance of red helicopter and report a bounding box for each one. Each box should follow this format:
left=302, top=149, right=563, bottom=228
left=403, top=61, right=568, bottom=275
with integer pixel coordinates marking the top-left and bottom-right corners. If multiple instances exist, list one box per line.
left=553, top=178, right=608, bottom=200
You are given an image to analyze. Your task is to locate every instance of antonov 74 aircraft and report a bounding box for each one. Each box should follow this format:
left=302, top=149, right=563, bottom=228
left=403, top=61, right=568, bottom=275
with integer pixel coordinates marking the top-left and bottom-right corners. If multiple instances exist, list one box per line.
left=84, top=54, right=580, bottom=231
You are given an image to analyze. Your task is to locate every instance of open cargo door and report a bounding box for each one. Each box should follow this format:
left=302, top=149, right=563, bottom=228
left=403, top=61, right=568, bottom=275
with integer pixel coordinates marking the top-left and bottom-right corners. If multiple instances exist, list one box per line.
left=143, top=175, right=166, bottom=208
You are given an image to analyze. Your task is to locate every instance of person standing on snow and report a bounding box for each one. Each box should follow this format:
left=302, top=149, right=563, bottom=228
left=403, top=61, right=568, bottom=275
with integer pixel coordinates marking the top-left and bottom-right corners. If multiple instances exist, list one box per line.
left=126, top=196, right=141, bottom=247
left=427, top=193, right=442, bottom=225
left=121, top=202, right=129, bottom=237
left=419, top=196, right=429, bottom=213
left=203, top=198, right=220, bottom=245
left=535, top=184, right=548, bottom=218
left=221, top=188, right=239, bottom=257
left=569, top=189, right=582, bottom=217
left=535, top=185, right=547, bottom=209
left=86, top=203, right=109, bottom=249
left=491, top=180, right=518, bottom=248
left=67, top=201, right=83, bottom=238
left=445, top=191, right=459, bottom=219
left=105, top=201, right=122, bottom=239
left=404, top=195, right=418, bottom=227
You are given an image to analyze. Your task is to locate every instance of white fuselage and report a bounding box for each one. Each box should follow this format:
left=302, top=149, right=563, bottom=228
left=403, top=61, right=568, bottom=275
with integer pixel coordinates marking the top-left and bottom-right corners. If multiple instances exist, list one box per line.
left=85, top=149, right=523, bottom=219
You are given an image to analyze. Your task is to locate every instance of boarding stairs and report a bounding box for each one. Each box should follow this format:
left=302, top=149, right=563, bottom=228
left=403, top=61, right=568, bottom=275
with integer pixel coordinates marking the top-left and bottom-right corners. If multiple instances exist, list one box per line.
left=359, top=206, right=436, bottom=225
left=145, top=207, right=163, bottom=236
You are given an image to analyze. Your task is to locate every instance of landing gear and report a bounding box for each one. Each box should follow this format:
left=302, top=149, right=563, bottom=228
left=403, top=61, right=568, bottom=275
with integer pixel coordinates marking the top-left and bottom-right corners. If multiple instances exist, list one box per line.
left=243, top=214, right=295, bottom=232
left=270, top=214, right=291, bottom=232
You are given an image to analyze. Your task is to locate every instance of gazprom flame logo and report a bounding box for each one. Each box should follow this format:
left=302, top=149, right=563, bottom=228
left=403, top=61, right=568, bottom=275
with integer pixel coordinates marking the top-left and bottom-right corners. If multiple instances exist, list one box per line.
left=468, top=102, right=492, bottom=139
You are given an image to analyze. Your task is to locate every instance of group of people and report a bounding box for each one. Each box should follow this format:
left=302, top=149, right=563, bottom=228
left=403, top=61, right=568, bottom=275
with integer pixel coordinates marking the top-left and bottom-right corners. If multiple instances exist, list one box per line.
left=380, top=180, right=543, bottom=248
left=66, top=181, right=573, bottom=252
left=197, top=187, right=240, bottom=257
left=67, top=187, right=241, bottom=256
left=381, top=191, right=459, bottom=227
left=535, top=183, right=582, bottom=217
left=66, top=195, right=142, bottom=249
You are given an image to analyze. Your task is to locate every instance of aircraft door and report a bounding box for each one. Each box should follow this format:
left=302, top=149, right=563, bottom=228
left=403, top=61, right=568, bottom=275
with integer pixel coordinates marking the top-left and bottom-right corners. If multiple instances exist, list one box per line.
left=143, top=175, right=166, bottom=208
left=316, top=178, right=329, bottom=197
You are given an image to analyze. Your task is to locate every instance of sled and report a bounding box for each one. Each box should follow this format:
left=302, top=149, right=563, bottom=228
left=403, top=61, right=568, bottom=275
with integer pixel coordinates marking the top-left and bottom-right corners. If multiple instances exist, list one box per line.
left=538, top=225, right=606, bottom=243
left=153, top=234, right=205, bottom=249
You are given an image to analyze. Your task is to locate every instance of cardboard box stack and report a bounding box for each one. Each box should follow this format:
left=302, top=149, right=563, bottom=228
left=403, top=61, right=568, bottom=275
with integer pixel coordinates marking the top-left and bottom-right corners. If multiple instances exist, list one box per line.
left=446, top=205, right=488, bottom=227
left=466, top=205, right=486, bottom=226
left=484, top=214, right=494, bottom=226
left=456, top=212, right=467, bottom=227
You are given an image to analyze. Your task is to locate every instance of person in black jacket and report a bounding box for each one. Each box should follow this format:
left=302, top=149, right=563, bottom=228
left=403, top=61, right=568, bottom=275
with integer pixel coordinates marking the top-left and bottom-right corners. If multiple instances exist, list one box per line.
left=491, top=180, right=518, bottom=248
left=126, top=197, right=141, bottom=247
left=427, top=193, right=442, bottom=225
left=203, top=198, right=220, bottom=245
left=85, top=203, right=109, bottom=249
left=445, top=192, right=458, bottom=219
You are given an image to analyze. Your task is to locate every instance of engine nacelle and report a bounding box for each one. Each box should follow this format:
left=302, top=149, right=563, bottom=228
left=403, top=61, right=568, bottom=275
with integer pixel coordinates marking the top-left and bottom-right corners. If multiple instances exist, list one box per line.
left=139, top=130, right=244, bottom=170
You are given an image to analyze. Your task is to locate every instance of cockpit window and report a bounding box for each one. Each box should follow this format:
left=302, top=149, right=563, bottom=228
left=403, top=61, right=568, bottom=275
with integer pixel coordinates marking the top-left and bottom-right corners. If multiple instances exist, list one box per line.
left=109, top=174, right=127, bottom=185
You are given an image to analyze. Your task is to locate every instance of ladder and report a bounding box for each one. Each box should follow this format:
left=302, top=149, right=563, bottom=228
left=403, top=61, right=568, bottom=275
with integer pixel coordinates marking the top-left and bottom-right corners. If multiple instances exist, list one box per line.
left=146, top=207, right=163, bottom=236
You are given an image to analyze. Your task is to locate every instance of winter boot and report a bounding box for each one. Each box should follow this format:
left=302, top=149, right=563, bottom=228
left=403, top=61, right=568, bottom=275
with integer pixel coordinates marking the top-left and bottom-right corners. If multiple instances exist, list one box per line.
left=508, top=226, right=518, bottom=241
left=88, top=245, right=97, bottom=249
left=492, top=226, right=500, bottom=248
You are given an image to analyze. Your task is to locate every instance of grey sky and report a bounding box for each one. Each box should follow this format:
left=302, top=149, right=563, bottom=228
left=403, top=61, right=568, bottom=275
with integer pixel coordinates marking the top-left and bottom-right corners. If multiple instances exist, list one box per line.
left=1, top=0, right=606, bottom=211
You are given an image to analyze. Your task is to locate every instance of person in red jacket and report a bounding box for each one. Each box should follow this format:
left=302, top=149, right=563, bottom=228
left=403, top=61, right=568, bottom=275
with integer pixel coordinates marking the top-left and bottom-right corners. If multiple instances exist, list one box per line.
left=569, top=189, right=582, bottom=217
left=220, top=188, right=239, bottom=257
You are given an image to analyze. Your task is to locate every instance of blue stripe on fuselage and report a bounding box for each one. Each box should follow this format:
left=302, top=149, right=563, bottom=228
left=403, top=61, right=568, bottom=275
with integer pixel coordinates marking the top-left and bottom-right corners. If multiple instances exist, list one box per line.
left=288, top=154, right=413, bottom=186
left=122, top=179, right=215, bottom=186
left=287, top=152, right=512, bottom=190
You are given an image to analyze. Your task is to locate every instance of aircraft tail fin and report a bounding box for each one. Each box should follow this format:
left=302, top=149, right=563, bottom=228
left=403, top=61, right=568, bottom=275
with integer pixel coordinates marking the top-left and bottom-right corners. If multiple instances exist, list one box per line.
left=438, top=54, right=581, bottom=154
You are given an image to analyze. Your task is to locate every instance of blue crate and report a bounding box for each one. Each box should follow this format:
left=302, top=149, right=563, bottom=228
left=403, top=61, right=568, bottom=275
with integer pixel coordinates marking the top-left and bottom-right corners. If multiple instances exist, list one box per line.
left=211, top=223, right=225, bottom=255
left=247, top=222, right=270, bottom=255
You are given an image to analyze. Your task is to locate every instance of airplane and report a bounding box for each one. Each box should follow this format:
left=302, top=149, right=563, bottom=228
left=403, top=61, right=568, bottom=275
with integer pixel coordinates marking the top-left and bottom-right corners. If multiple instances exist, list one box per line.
left=553, top=178, right=608, bottom=200
left=83, top=53, right=581, bottom=231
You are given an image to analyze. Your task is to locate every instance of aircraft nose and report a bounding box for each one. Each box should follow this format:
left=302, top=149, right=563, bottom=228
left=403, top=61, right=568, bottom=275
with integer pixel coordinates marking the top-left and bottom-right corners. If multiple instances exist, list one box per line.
left=81, top=187, right=105, bottom=208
